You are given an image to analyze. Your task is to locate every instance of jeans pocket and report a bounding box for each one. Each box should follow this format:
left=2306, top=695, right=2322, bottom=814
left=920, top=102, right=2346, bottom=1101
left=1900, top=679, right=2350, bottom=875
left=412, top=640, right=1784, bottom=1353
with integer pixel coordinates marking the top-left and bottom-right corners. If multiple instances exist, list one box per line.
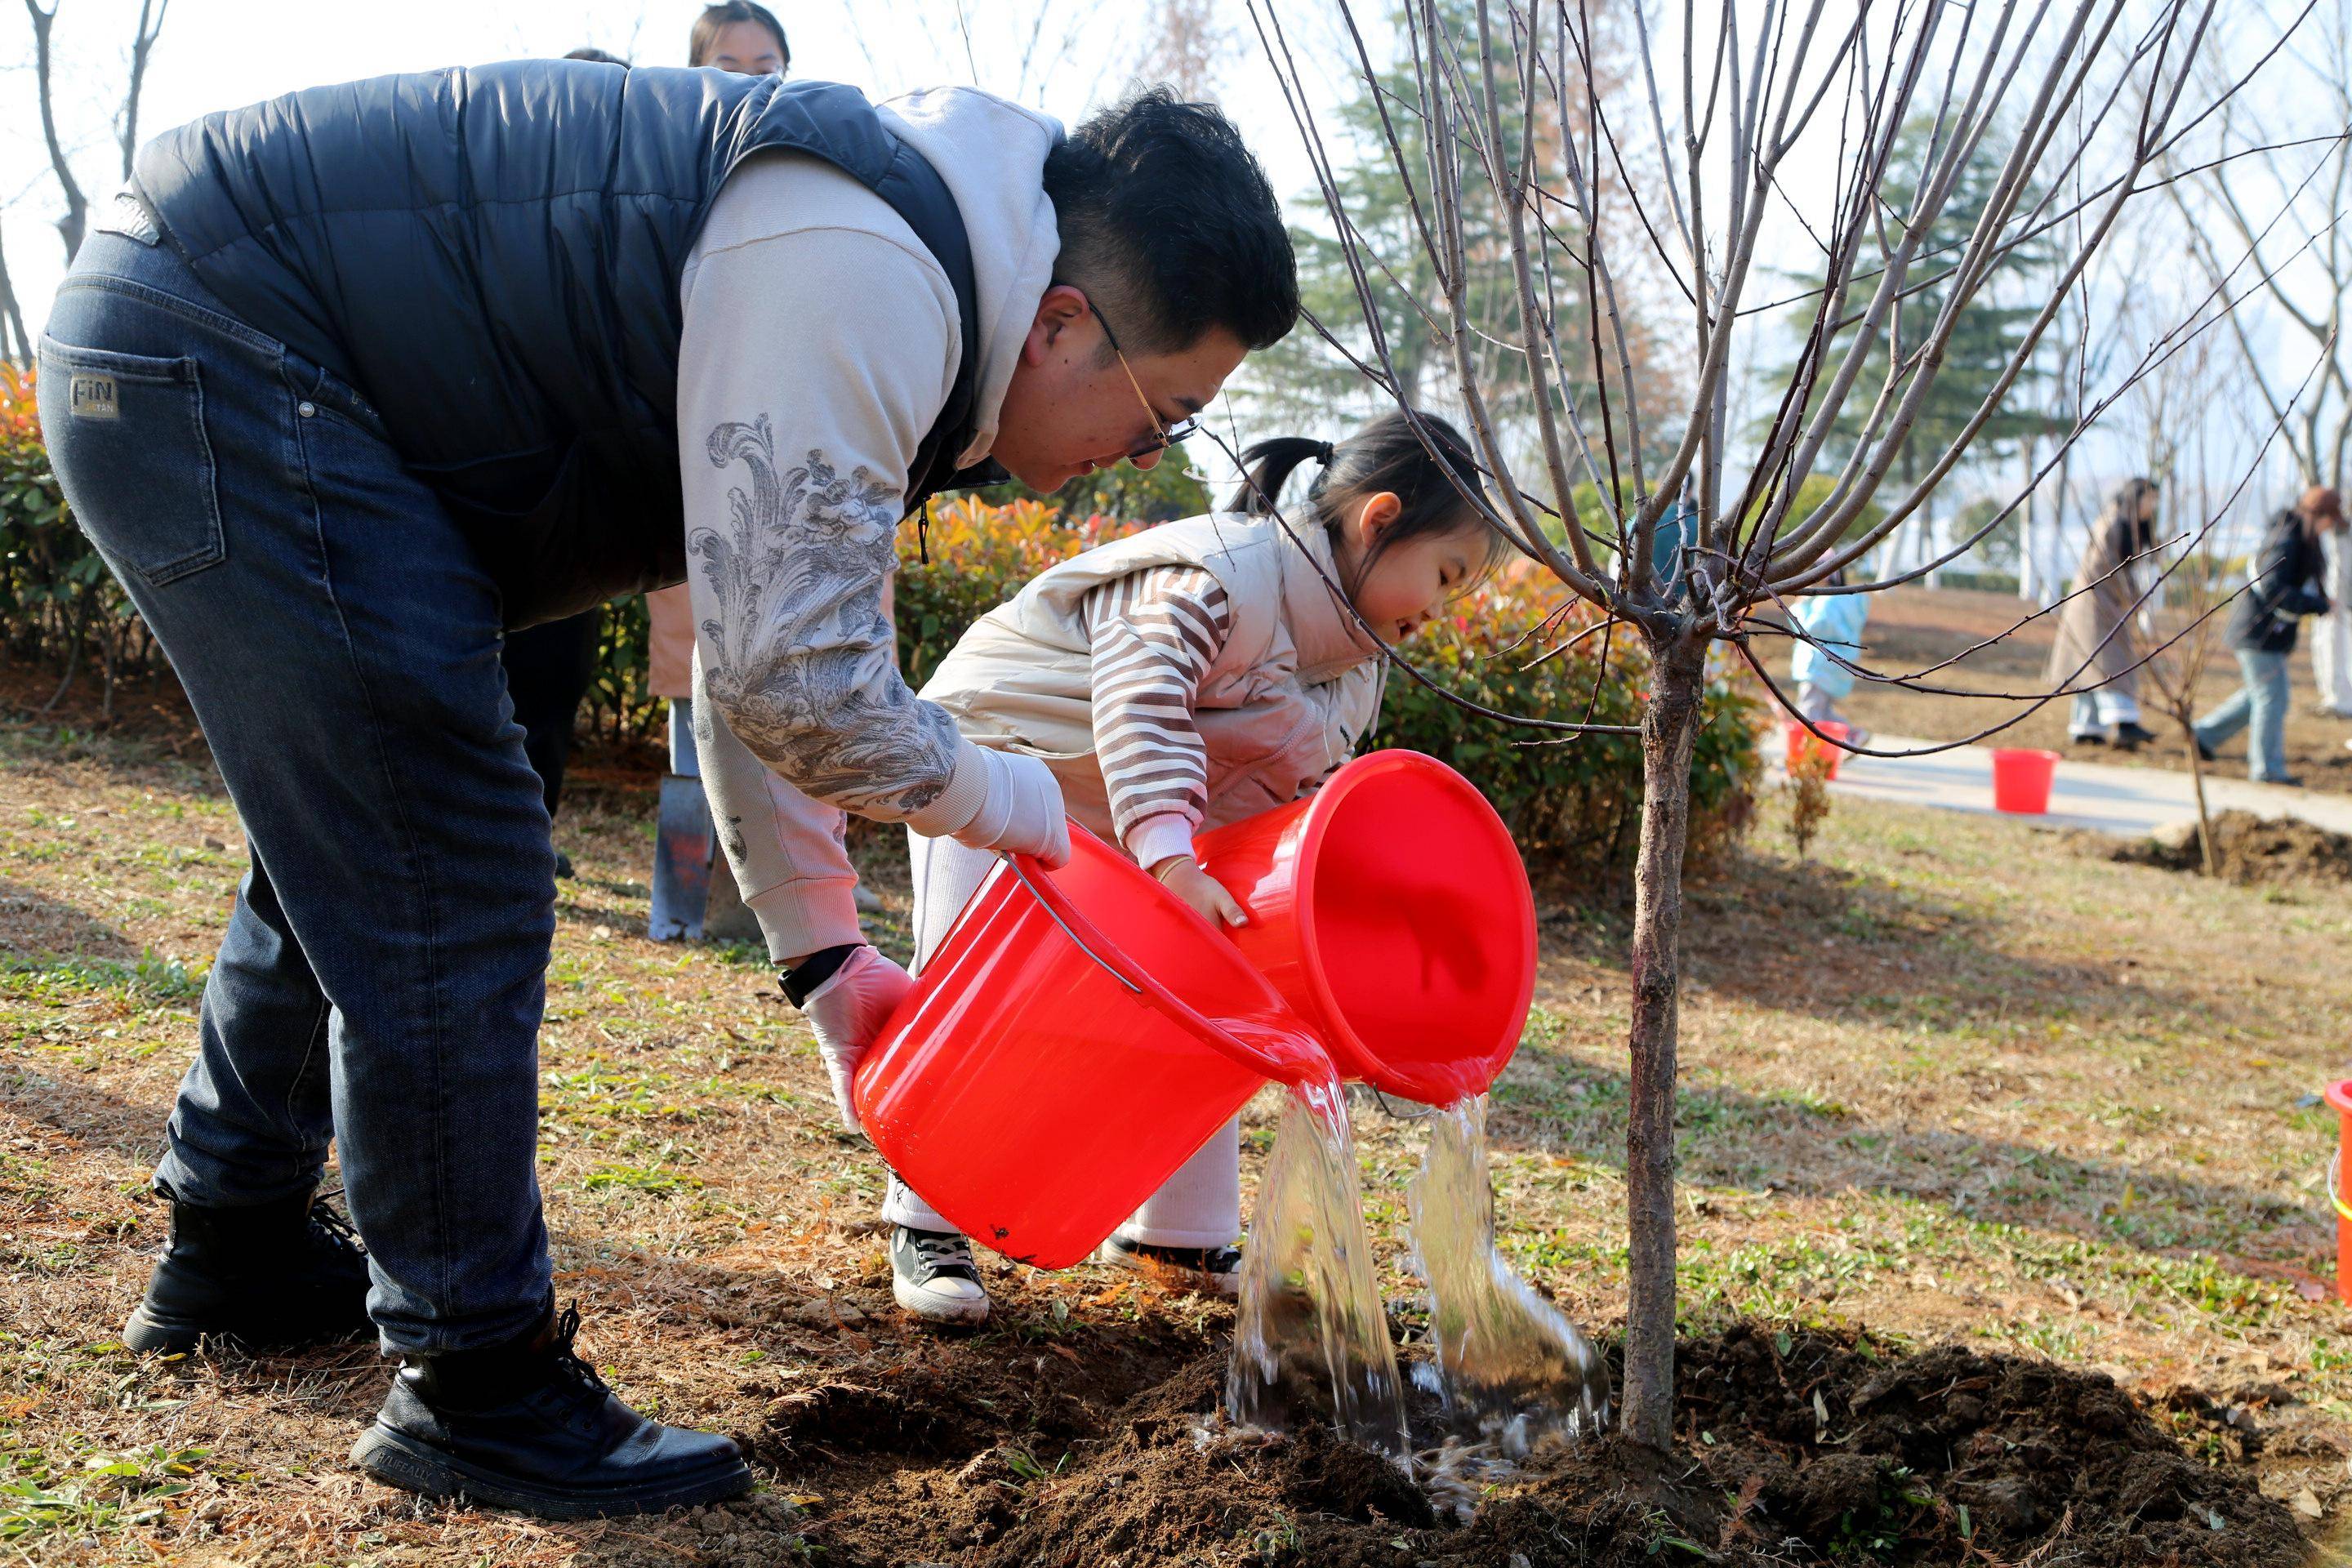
left=36, top=334, right=225, bottom=588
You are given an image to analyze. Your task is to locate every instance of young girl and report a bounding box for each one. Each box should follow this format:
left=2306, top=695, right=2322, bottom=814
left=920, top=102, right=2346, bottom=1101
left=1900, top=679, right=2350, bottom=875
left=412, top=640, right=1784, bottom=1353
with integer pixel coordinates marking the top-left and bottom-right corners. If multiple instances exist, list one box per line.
left=880, top=410, right=1508, bottom=1323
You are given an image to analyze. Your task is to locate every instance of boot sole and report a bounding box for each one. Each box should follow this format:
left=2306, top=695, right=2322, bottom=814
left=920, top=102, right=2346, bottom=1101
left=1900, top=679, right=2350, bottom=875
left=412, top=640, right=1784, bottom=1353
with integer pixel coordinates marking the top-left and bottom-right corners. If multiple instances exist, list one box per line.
left=122, top=1303, right=370, bottom=1355
left=350, top=1423, right=753, bottom=1520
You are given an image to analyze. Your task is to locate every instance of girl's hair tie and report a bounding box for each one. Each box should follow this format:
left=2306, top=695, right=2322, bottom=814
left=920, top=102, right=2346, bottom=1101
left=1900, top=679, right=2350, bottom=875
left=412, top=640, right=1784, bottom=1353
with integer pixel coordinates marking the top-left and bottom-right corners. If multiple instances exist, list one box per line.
left=1312, top=440, right=1335, bottom=466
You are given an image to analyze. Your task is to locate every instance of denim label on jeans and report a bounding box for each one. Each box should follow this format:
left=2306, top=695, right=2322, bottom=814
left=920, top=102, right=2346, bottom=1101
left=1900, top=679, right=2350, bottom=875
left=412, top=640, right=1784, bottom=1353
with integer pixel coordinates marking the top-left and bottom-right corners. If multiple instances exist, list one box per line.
left=69, top=374, right=120, bottom=420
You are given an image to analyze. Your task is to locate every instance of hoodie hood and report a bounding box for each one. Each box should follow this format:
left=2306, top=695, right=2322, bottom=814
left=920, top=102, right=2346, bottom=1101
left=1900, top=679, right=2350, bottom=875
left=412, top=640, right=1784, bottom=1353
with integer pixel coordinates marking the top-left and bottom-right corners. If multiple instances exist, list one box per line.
left=878, top=87, right=1062, bottom=468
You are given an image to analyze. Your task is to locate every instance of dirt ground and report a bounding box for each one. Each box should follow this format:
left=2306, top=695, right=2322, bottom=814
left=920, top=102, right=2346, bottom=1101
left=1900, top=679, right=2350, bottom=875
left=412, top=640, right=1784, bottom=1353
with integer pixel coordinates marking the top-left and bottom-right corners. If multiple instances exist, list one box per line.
left=2105, top=810, right=2352, bottom=887
left=1826, top=586, right=2352, bottom=794
left=5, top=692, right=2352, bottom=1565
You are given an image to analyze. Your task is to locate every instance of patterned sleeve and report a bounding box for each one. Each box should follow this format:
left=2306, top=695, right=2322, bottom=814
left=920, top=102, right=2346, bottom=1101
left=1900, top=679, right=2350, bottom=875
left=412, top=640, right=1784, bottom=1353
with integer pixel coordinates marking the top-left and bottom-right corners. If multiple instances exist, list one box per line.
left=1080, top=565, right=1236, bottom=865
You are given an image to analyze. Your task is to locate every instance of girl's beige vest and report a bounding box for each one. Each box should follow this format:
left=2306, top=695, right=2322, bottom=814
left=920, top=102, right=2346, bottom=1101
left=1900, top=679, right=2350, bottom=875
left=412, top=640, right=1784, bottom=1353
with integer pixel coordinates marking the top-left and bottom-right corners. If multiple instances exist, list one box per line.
left=920, top=513, right=1385, bottom=846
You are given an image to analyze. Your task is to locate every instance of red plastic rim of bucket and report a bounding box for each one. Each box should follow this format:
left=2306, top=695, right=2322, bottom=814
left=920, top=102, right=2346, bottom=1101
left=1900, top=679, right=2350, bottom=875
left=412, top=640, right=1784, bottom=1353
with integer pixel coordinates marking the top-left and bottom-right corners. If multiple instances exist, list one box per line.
left=1282, top=751, right=1537, bottom=1105
left=2327, top=1080, right=2352, bottom=1222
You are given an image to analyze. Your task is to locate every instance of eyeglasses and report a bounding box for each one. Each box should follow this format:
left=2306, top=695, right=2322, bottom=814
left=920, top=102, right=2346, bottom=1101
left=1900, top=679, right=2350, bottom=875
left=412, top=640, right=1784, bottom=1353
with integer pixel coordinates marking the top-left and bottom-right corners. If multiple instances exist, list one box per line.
left=1089, top=299, right=1201, bottom=461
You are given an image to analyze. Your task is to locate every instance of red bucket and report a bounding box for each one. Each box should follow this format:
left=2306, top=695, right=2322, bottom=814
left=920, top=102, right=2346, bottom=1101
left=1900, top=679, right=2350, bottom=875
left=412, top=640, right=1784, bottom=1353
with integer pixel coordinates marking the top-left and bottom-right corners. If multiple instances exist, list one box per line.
left=2327, top=1081, right=2352, bottom=1304
left=1196, top=751, right=1535, bottom=1106
left=853, top=824, right=1327, bottom=1268
left=1784, top=719, right=1851, bottom=779
left=1991, top=747, right=2060, bottom=813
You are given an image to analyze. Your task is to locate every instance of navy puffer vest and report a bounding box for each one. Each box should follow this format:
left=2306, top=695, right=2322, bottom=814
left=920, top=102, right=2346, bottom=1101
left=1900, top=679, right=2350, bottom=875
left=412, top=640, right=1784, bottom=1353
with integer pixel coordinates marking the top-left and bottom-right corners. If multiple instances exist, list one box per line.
left=132, top=62, right=992, bottom=626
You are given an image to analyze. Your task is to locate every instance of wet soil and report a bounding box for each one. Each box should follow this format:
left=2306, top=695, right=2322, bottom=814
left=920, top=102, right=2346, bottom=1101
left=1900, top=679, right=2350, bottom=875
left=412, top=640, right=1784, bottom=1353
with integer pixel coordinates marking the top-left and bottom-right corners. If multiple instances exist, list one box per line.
left=662, top=1321, right=2307, bottom=1568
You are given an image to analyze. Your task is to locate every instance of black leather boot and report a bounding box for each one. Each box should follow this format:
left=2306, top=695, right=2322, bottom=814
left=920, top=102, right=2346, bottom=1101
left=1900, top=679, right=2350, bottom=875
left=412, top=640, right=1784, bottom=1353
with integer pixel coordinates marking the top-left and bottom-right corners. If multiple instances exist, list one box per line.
left=122, top=1183, right=373, bottom=1352
left=350, top=1303, right=752, bottom=1518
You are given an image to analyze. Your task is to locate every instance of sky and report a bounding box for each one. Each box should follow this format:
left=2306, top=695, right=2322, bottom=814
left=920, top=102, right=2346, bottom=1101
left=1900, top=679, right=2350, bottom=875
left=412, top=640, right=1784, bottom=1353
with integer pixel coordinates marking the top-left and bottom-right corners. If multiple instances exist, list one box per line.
left=0, top=0, right=2328, bottom=568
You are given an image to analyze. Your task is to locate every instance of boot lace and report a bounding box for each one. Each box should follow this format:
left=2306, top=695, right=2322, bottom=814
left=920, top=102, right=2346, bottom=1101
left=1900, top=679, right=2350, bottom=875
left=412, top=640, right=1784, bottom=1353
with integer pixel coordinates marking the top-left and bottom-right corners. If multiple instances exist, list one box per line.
left=546, top=1303, right=613, bottom=1400
left=308, top=1189, right=368, bottom=1258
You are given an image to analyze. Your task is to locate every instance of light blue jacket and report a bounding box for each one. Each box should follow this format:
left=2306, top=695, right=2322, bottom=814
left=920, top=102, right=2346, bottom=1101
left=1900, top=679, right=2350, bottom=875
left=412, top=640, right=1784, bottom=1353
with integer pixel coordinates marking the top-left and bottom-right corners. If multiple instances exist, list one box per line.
left=1789, top=592, right=1870, bottom=700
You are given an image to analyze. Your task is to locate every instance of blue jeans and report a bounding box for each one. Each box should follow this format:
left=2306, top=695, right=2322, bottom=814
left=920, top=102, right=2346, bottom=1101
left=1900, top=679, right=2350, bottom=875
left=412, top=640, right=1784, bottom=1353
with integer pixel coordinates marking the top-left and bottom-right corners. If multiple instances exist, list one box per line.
left=2194, top=648, right=2292, bottom=782
left=38, top=233, right=555, bottom=1353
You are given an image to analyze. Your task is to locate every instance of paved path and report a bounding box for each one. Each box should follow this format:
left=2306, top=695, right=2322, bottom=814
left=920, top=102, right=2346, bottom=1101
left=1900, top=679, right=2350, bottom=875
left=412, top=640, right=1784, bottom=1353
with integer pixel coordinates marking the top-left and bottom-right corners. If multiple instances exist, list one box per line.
left=1791, top=732, right=2352, bottom=839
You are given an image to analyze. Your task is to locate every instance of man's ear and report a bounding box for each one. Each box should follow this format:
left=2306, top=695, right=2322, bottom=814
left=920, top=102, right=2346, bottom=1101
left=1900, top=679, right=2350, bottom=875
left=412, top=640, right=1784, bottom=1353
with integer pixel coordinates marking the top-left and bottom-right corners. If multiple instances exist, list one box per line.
left=1023, top=283, right=1092, bottom=366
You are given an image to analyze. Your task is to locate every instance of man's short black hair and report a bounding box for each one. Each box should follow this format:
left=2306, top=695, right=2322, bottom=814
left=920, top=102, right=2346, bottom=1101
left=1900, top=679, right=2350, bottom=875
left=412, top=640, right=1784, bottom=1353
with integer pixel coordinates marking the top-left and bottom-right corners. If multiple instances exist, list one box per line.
left=1044, top=87, right=1298, bottom=357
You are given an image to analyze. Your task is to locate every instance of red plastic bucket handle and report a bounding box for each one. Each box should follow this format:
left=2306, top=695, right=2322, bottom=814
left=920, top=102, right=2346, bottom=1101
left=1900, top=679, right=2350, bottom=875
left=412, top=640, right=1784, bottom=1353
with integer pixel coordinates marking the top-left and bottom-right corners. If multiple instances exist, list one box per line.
left=1000, top=853, right=1327, bottom=1088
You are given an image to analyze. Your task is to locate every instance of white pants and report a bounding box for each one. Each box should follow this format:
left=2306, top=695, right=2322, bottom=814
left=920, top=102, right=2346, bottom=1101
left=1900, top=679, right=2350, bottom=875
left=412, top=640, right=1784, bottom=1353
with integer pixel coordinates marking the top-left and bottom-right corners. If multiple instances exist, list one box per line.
left=2313, top=530, right=2352, bottom=714
left=2068, top=688, right=2141, bottom=737
left=877, top=829, right=1243, bottom=1250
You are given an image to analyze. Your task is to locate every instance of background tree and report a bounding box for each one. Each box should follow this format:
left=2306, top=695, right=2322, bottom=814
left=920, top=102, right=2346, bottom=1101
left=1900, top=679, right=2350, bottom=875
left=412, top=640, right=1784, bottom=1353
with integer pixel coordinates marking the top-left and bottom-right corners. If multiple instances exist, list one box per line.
left=1766, top=114, right=2063, bottom=581
left=1251, top=0, right=2312, bottom=1450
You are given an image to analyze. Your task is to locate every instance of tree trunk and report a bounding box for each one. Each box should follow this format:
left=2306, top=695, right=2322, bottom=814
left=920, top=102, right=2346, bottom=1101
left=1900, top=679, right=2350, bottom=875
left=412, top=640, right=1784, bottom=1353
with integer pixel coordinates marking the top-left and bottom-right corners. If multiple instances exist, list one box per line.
left=1619, top=628, right=1708, bottom=1451
left=2182, top=717, right=2216, bottom=878
left=0, top=216, right=29, bottom=363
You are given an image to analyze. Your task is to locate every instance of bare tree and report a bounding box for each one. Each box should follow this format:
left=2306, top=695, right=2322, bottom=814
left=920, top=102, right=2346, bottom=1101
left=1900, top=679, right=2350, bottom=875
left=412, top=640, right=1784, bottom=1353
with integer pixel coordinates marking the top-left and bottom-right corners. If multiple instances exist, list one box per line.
left=0, top=217, right=29, bottom=363
left=1134, top=0, right=1238, bottom=99
left=23, top=0, right=174, bottom=262
left=117, top=0, right=170, bottom=182
left=1254, top=0, right=2319, bottom=1450
left=24, top=0, right=87, bottom=260
left=2172, top=3, right=2352, bottom=494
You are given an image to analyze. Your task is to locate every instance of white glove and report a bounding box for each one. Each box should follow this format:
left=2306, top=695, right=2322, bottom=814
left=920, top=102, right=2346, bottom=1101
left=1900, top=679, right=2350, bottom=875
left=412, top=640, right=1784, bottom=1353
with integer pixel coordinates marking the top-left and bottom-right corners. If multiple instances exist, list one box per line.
left=950, top=747, right=1071, bottom=867
left=800, top=945, right=914, bottom=1133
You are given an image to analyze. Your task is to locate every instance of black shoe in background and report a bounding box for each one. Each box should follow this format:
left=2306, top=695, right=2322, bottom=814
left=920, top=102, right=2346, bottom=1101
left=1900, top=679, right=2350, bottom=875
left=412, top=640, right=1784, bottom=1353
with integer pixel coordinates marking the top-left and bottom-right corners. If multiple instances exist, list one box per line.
left=2068, top=732, right=2108, bottom=746
left=351, top=1303, right=752, bottom=1519
left=122, top=1183, right=373, bottom=1353
left=554, top=849, right=575, bottom=880
left=2109, top=721, right=2158, bottom=751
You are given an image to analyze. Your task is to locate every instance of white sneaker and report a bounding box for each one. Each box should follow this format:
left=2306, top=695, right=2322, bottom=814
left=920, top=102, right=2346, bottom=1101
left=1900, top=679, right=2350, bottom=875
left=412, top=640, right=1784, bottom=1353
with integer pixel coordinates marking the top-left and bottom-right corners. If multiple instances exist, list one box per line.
left=889, top=1226, right=990, bottom=1324
left=1095, top=1236, right=1244, bottom=1298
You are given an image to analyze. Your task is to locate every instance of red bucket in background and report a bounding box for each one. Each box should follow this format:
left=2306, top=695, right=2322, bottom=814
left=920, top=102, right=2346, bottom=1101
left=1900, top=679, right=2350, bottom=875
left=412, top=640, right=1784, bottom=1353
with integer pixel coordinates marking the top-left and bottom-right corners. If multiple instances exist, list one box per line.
left=1991, top=747, right=2061, bottom=814
left=853, top=826, right=1327, bottom=1269
left=1196, top=751, right=1535, bottom=1107
left=2327, top=1081, right=2352, bottom=1305
left=1784, top=719, right=1851, bottom=779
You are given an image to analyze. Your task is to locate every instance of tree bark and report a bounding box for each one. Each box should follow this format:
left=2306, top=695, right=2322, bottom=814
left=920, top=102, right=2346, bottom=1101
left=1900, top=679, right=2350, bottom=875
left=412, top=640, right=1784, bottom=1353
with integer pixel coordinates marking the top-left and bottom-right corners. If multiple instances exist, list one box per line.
left=27, top=0, right=89, bottom=261
left=1619, top=627, right=1708, bottom=1451
left=0, top=217, right=30, bottom=363
left=2183, top=716, right=2216, bottom=878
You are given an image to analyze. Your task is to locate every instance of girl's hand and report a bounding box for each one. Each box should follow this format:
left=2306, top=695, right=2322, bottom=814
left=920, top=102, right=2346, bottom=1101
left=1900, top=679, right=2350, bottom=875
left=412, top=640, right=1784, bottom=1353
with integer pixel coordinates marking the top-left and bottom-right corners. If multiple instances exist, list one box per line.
left=1151, top=854, right=1250, bottom=928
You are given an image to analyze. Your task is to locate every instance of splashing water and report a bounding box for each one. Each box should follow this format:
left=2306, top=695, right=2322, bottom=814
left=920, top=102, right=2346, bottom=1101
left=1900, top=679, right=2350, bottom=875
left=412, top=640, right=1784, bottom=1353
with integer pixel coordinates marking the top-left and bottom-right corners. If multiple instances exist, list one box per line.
left=1405, top=1093, right=1611, bottom=1456
left=1225, top=1071, right=1410, bottom=1455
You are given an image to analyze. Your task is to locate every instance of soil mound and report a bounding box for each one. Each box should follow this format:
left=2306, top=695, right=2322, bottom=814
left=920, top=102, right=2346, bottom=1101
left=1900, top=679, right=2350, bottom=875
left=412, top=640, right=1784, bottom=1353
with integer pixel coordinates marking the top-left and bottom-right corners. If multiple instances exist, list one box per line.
left=759, top=1322, right=2304, bottom=1568
left=2109, top=808, right=2352, bottom=885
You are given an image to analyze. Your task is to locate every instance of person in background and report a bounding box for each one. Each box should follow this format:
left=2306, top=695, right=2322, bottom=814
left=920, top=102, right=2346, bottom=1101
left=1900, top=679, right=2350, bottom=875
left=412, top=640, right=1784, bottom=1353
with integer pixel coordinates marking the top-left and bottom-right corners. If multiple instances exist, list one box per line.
left=643, top=1, right=796, bottom=938
left=877, top=412, right=1508, bottom=1323
left=1787, top=568, right=1871, bottom=746
left=2194, top=486, right=2343, bottom=786
left=2047, top=477, right=2161, bottom=751
left=2310, top=483, right=2352, bottom=717
left=691, top=2, right=788, bottom=74
left=496, top=43, right=634, bottom=882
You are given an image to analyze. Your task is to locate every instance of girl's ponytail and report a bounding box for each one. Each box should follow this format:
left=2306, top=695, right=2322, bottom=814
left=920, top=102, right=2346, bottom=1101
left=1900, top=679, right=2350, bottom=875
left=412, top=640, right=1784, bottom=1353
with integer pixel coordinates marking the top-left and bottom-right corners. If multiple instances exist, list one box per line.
left=1223, top=436, right=1335, bottom=516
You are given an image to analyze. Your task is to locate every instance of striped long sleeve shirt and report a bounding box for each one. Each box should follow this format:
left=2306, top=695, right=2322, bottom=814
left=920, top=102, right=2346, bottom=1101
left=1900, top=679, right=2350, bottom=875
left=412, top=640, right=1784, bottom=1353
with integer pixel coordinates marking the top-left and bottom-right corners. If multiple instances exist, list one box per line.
left=1079, top=565, right=1236, bottom=868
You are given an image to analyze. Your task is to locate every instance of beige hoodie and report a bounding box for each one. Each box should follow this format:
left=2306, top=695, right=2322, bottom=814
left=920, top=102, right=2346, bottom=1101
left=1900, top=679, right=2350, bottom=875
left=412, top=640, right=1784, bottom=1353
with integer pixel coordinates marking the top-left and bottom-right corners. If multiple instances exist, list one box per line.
left=675, top=87, right=1062, bottom=960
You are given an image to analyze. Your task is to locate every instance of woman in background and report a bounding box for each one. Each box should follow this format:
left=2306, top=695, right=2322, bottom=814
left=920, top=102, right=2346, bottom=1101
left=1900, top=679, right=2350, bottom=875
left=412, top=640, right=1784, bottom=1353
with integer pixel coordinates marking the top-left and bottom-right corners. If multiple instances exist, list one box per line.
left=2047, top=477, right=2161, bottom=751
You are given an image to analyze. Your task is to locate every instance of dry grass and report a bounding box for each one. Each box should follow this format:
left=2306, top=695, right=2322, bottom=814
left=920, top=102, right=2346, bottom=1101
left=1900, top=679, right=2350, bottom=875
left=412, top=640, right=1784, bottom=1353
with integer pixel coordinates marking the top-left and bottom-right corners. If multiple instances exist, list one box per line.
left=3, top=718, right=2350, bottom=1564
